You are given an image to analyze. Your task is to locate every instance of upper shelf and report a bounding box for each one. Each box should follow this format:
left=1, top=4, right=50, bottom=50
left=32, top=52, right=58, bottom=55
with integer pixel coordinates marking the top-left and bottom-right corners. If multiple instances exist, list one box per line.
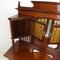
left=9, top=1, right=60, bottom=20
left=17, top=1, right=60, bottom=15
left=16, top=7, right=60, bottom=15
left=31, top=1, right=60, bottom=4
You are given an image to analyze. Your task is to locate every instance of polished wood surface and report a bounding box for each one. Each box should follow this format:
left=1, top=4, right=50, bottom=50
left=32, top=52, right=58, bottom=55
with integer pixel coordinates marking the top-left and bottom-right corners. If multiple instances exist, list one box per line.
left=16, top=1, right=60, bottom=20
left=31, top=1, right=60, bottom=12
left=7, top=1, right=60, bottom=60
left=4, top=41, right=60, bottom=60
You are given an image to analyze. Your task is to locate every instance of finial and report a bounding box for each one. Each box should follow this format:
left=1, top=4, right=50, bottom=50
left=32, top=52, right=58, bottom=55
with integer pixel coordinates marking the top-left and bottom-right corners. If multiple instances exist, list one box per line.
left=18, top=1, right=20, bottom=8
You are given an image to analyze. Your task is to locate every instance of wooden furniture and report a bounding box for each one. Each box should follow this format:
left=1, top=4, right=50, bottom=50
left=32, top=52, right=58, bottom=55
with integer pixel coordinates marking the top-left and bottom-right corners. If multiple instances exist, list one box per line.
left=7, top=1, right=60, bottom=60
left=4, top=41, right=60, bottom=60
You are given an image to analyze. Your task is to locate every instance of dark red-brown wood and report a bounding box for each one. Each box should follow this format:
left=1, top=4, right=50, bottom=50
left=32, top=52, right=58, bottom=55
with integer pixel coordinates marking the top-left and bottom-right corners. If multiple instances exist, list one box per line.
left=6, top=1, right=60, bottom=60
left=4, top=41, right=60, bottom=60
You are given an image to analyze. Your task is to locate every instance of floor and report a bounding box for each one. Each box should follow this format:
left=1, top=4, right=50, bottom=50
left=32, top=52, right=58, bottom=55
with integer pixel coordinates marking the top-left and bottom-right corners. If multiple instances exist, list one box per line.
left=4, top=41, right=60, bottom=60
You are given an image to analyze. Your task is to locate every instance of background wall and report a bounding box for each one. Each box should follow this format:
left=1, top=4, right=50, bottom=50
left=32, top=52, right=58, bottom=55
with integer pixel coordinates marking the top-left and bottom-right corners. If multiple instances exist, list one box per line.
left=0, top=0, right=59, bottom=54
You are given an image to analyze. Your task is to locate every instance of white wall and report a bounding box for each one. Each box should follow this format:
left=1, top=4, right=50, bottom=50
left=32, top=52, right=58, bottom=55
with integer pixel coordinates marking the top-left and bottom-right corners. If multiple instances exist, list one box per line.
left=0, top=0, right=18, bottom=54
left=0, top=0, right=59, bottom=54
left=20, top=0, right=59, bottom=7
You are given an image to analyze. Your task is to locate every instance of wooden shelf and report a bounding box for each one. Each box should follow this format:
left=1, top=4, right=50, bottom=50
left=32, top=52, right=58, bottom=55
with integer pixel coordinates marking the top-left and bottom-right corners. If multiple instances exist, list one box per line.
left=4, top=41, right=60, bottom=60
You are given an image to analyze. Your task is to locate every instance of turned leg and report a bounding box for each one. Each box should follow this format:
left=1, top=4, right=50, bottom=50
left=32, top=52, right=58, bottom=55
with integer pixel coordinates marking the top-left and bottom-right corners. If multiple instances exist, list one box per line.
left=11, top=38, right=15, bottom=55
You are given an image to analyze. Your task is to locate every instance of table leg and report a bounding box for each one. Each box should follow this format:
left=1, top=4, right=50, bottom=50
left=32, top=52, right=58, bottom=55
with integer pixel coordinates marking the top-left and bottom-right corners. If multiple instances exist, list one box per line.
left=12, top=38, right=15, bottom=56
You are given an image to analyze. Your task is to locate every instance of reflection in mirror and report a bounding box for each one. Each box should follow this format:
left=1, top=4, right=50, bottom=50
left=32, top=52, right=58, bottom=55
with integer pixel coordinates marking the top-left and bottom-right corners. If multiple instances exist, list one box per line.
left=48, top=44, right=58, bottom=48
left=45, top=54, right=53, bottom=60
left=33, top=49, right=39, bottom=52
left=47, top=54, right=53, bottom=58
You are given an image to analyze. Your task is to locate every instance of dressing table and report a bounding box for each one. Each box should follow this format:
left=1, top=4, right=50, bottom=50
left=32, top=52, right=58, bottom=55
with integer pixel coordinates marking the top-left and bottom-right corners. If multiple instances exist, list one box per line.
left=4, top=1, right=60, bottom=60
